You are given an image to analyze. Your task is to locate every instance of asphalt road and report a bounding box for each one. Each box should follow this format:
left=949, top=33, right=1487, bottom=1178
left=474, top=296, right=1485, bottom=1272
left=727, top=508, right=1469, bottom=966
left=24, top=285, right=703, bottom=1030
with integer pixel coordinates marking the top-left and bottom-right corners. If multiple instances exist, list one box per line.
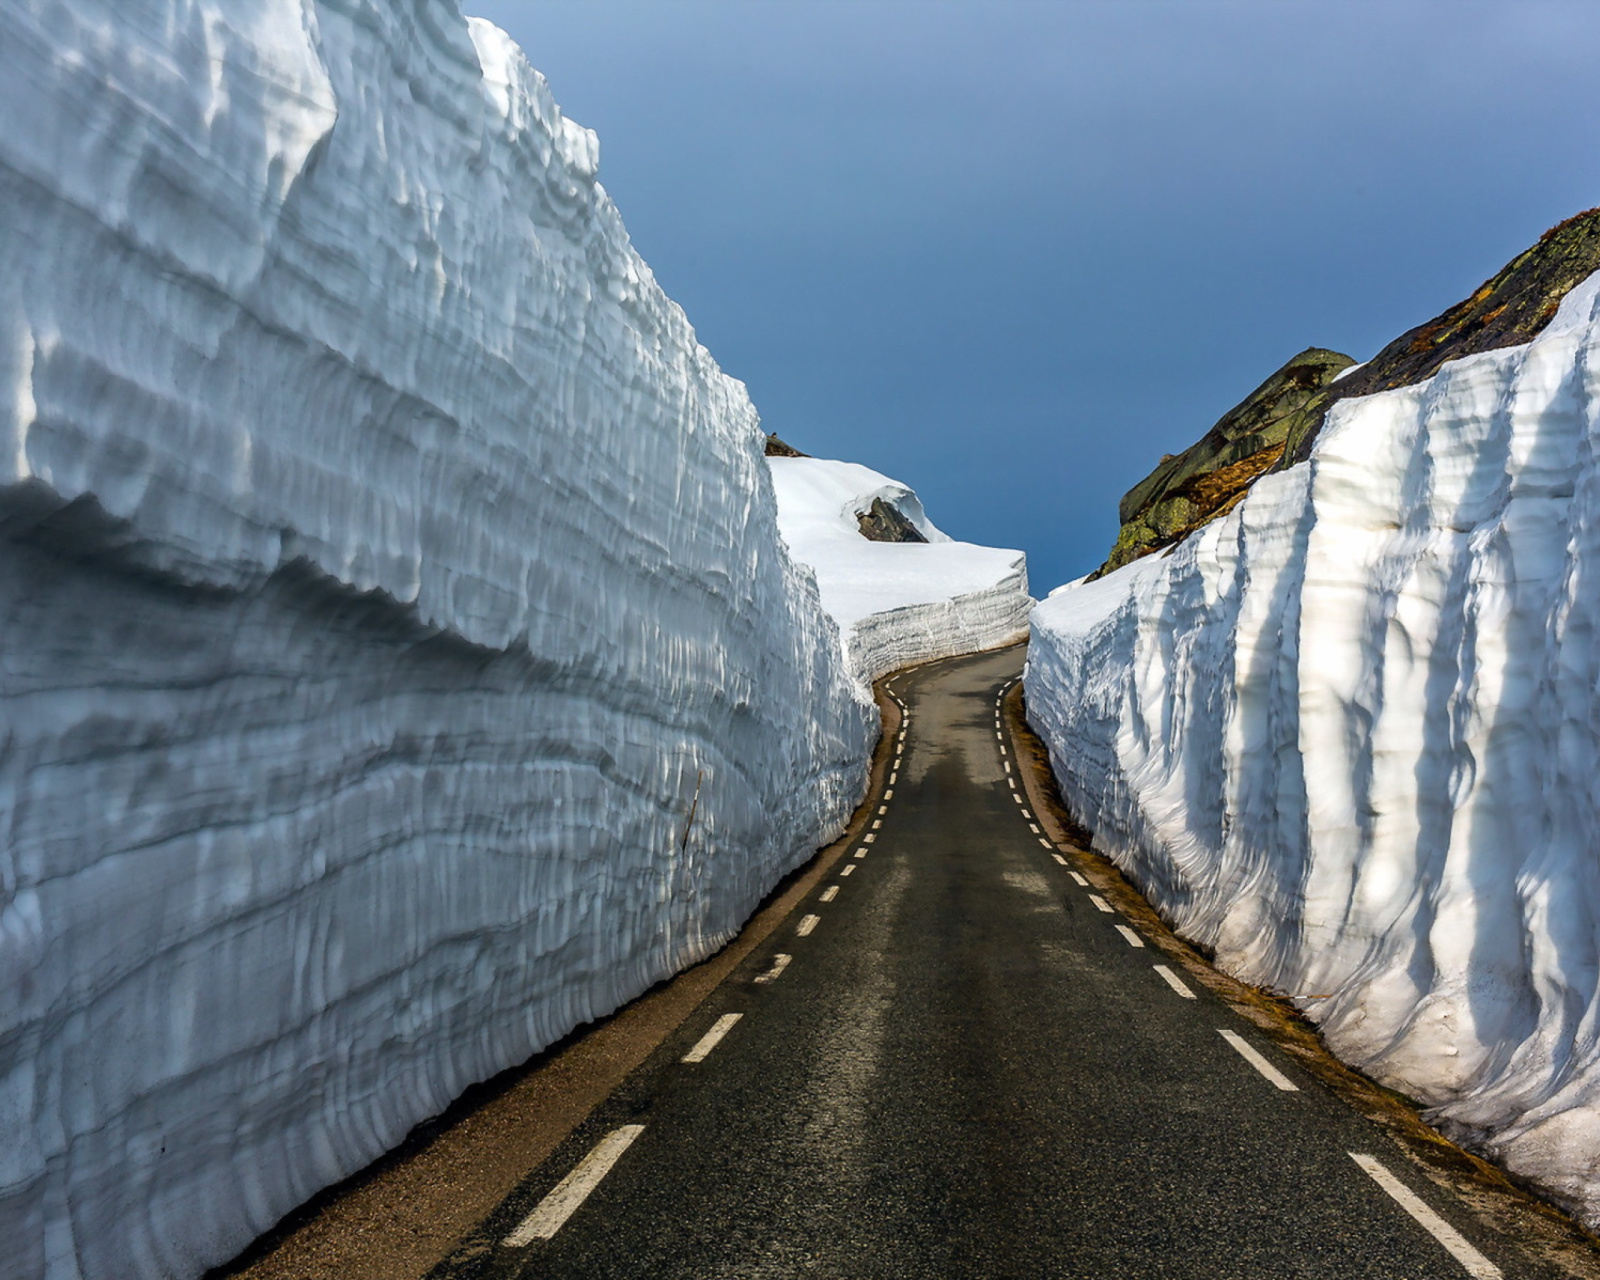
left=426, top=646, right=1551, bottom=1280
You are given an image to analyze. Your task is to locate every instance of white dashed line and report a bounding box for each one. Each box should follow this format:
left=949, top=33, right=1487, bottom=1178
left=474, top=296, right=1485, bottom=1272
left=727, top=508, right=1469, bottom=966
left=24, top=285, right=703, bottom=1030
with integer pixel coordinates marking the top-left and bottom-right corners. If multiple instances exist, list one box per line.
left=1114, top=924, right=1145, bottom=948
left=1013, top=794, right=1024, bottom=804
left=884, top=789, right=894, bottom=799
left=854, top=848, right=868, bottom=859
left=1068, top=871, right=1089, bottom=887
left=1089, top=895, right=1115, bottom=914
left=839, top=863, right=855, bottom=876
left=797, top=914, right=821, bottom=937
left=683, top=1013, right=743, bottom=1064
left=1218, top=1030, right=1297, bottom=1091
left=1021, top=809, right=1032, bottom=819
left=878, top=805, right=888, bottom=815
left=872, top=819, right=882, bottom=830
left=1004, top=761, right=1011, bottom=774
left=754, top=954, right=792, bottom=984
left=1029, top=823, right=1041, bottom=834
left=1051, top=853, right=1068, bottom=866
left=820, top=885, right=839, bottom=902
left=503, top=1125, right=646, bottom=1245
left=1153, top=965, right=1196, bottom=998
left=889, top=772, right=898, bottom=785
left=1349, top=1153, right=1502, bottom=1278
left=864, top=833, right=876, bottom=844
left=1038, top=838, right=1052, bottom=849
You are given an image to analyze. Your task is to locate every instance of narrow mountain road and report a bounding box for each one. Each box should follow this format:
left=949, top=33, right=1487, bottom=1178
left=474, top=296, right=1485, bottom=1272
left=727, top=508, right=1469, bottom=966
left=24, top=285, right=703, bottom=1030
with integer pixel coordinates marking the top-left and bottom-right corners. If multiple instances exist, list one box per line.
left=421, top=646, right=1576, bottom=1280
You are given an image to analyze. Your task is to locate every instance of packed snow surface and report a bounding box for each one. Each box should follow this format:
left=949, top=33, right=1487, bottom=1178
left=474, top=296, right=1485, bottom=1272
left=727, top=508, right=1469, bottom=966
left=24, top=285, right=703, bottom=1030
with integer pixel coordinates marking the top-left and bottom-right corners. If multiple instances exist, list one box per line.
left=1027, top=270, right=1600, bottom=1223
left=0, top=3, right=874, bottom=1277
left=767, top=457, right=1031, bottom=684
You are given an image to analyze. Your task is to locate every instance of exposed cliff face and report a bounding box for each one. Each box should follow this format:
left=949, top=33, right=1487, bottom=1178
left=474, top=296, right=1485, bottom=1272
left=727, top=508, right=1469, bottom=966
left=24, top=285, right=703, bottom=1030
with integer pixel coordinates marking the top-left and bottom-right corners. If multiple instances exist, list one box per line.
left=1100, top=207, right=1600, bottom=576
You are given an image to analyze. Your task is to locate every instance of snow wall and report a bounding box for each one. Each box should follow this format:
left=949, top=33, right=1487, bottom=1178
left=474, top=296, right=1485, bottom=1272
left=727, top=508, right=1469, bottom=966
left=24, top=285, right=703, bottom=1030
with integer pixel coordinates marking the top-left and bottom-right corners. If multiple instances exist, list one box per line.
left=0, top=3, right=875, bottom=1277
left=1026, top=271, right=1600, bottom=1222
left=768, top=457, right=1032, bottom=685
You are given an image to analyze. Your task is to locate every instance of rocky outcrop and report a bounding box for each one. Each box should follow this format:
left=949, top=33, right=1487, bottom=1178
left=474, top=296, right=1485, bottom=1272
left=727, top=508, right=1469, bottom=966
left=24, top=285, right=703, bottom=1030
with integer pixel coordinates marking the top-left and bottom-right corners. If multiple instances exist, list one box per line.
left=764, top=433, right=807, bottom=458
left=856, top=496, right=928, bottom=544
left=1099, top=207, right=1600, bottom=577
left=1097, top=347, right=1354, bottom=576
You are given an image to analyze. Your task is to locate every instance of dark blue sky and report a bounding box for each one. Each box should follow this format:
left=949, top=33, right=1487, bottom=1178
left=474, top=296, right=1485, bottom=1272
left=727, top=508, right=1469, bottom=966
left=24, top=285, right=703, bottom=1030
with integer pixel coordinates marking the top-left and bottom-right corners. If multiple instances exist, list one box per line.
left=467, top=0, right=1600, bottom=593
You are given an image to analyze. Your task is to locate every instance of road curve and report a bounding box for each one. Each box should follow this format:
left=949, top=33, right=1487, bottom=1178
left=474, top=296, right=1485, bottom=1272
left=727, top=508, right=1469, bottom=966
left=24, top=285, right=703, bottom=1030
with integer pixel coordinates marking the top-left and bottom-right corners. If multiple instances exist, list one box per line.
left=412, top=645, right=1585, bottom=1280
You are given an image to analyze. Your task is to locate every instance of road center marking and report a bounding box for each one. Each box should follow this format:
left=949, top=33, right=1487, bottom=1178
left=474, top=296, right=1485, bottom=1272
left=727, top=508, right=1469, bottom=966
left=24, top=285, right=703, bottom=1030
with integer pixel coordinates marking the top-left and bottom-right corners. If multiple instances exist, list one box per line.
left=1114, top=924, right=1145, bottom=948
left=1348, top=1153, right=1502, bottom=1278
left=1153, top=965, right=1196, bottom=998
left=820, top=885, right=839, bottom=902
left=1218, top=1029, right=1297, bottom=1091
left=683, top=1012, right=743, bottom=1063
left=1068, top=871, right=1089, bottom=887
left=797, top=914, right=821, bottom=936
left=1089, top=895, right=1115, bottom=913
left=754, top=954, right=792, bottom=984
left=503, top=1124, right=647, bottom=1245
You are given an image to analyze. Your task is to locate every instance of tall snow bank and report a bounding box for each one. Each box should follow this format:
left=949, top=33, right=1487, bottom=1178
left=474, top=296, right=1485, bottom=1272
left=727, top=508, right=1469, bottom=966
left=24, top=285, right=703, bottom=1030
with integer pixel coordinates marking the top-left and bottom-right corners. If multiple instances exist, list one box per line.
left=1026, top=271, right=1600, bottom=1223
left=0, top=3, right=873, bottom=1277
left=767, top=457, right=1031, bottom=685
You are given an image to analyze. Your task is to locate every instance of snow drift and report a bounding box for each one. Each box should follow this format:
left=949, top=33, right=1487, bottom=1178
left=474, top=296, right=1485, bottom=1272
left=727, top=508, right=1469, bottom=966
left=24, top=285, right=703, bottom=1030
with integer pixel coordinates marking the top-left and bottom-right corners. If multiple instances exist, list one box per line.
left=0, top=3, right=873, bottom=1277
left=767, top=457, right=1031, bottom=684
left=1027, top=270, right=1600, bottom=1222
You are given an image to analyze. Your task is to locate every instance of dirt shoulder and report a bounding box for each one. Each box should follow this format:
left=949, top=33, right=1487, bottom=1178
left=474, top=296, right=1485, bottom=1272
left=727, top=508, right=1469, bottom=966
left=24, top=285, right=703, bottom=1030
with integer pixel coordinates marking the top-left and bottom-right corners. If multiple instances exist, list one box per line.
left=210, top=685, right=905, bottom=1280
left=1002, top=678, right=1600, bottom=1280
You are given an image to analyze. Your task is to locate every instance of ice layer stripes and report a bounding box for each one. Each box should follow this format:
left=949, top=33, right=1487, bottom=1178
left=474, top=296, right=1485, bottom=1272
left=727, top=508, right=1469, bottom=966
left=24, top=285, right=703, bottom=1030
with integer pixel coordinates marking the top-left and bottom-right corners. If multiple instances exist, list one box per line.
left=1027, top=271, right=1600, bottom=1223
left=0, top=3, right=874, bottom=1277
left=766, top=457, right=1032, bottom=686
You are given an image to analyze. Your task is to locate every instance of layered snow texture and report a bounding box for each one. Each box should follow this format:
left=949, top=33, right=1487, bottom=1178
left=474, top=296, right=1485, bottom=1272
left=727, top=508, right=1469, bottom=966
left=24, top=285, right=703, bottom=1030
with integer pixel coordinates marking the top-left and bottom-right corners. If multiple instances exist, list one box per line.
left=1027, top=270, right=1600, bottom=1223
left=0, top=4, right=874, bottom=1277
left=767, top=457, right=1032, bottom=685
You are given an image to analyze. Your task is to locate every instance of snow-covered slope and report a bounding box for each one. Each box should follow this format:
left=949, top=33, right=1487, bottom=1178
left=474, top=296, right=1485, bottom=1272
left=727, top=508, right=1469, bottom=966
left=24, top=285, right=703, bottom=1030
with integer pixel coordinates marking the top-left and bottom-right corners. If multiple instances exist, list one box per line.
left=767, top=457, right=1031, bottom=684
left=0, top=4, right=874, bottom=1277
left=1027, top=271, right=1600, bottom=1223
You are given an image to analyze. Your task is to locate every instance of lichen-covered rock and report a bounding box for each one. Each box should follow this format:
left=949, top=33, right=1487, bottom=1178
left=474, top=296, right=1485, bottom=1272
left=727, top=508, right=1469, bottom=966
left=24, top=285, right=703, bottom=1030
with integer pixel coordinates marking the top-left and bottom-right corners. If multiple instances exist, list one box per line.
left=1281, top=206, right=1600, bottom=466
left=1098, top=207, right=1600, bottom=577
left=1096, top=348, right=1354, bottom=576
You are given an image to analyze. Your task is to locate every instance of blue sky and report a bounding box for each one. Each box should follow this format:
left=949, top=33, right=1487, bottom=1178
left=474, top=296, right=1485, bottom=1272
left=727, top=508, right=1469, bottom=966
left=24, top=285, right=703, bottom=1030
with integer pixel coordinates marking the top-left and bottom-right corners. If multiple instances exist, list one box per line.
left=467, top=1, right=1600, bottom=593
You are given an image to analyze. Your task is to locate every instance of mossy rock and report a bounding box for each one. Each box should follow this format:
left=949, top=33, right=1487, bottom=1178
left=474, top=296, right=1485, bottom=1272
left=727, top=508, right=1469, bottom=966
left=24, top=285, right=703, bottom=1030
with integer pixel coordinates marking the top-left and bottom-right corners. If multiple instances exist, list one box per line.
left=1096, top=347, right=1354, bottom=577
left=1096, top=206, right=1600, bottom=578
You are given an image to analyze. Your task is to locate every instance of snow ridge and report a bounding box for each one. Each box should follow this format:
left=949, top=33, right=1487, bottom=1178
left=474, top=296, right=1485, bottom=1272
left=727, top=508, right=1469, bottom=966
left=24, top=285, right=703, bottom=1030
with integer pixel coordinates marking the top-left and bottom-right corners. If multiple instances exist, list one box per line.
left=767, top=457, right=1032, bottom=684
left=1026, top=268, right=1600, bottom=1223
left=0, top=4, right=871, bottom=1277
